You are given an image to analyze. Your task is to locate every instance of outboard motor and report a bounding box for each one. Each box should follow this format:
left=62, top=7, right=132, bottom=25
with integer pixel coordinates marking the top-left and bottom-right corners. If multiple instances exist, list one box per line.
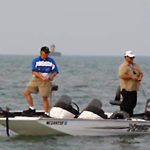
left=50, top=95, right=80, bottom=119
left=145, top=99, right=150, bottom=119
left=78, top=99, right=107, bottom=119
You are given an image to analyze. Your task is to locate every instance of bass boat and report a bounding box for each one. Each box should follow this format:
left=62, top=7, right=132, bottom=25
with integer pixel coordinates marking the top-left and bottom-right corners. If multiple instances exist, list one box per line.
left=0, top=94, right=150, bottom=137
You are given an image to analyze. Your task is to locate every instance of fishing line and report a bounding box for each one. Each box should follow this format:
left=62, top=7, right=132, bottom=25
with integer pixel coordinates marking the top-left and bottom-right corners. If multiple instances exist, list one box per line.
left=140, top=83, right=147, bottom=100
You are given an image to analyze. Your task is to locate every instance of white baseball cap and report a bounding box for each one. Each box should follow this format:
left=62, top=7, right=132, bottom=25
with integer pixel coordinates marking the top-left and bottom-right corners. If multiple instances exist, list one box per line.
left=124, top=50, right=135, bottom=58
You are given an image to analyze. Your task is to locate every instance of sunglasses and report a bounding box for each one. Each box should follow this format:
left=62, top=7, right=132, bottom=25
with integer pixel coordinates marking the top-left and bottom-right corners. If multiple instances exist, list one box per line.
left=128, top=56, right=135, bottom=60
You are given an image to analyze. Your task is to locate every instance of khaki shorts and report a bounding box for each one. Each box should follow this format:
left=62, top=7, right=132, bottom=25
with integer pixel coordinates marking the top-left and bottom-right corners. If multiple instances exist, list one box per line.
left=25, top=77, right=52, bottom=97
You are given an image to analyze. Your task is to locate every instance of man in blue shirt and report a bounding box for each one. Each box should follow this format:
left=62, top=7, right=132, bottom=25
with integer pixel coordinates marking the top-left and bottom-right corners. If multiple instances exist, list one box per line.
left=23, top=46, right=59, bottom=117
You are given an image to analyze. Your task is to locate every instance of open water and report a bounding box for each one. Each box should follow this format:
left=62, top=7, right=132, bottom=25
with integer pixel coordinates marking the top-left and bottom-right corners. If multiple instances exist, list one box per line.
left=0, top=55, right=150, bottom=150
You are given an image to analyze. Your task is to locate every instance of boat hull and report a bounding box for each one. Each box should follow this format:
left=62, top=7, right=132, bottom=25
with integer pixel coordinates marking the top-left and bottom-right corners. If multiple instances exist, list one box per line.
left=0, top=116, right=150, bottom=137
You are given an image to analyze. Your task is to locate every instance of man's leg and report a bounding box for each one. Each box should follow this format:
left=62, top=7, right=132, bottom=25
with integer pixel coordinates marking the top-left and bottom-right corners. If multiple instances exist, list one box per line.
left=22, top=88, right=36, bottom=116
left=23, top=89, right=34, bottom=108
left=42, top=96, right=51, bottom=117
left=42, top=96, right=50, bottom=113
left=120, top=89, right=137, bottom=116
left=23, top=78, right=38, bottom=109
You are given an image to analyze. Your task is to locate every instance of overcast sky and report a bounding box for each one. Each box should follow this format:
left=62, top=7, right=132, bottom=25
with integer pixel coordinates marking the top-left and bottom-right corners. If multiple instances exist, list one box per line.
left=0, top=0, right=150, bottom=56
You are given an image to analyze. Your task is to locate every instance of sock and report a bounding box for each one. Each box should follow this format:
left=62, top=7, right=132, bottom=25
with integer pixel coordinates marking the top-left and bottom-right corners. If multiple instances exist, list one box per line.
left=29, top=106, right=35, bottom=110
left=45, top=112, right=49, bottom=116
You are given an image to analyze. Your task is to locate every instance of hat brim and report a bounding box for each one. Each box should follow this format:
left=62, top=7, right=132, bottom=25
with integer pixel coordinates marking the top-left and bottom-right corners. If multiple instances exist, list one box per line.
left=128, top=55, right=135, bottom=58
left=125, top=54, right=135, bottom=58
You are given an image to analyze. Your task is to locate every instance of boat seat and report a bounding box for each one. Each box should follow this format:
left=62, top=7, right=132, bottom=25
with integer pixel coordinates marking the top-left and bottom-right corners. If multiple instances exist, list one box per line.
left=109, top=110, right=130, bottom=119
left=50, top=95, right=80, bottom=119
left=78, top=99, right=107, bottom=119
left=51, top=85, right=58, bottom=91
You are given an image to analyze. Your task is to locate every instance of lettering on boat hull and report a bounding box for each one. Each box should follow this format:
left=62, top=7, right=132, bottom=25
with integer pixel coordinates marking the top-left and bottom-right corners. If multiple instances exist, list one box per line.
left=46, top=120, right=67, bottom=125
left=127, top=124, right=150, bottom=132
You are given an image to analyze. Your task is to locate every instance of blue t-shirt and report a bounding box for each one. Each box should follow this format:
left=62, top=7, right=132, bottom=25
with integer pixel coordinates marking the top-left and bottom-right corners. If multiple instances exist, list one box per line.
left=32, top=56, right=59, bottom=78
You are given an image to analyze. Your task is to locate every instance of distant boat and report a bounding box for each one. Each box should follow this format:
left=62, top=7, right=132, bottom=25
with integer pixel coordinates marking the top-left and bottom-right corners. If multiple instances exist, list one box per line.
left=50, top=44, right=61, bottom=56
left=50, top=51, right=61, bottom=56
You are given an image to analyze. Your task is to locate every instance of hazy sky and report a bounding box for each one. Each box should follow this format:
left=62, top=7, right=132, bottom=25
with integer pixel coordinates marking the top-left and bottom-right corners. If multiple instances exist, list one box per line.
left=0, top=0, right=150, bottom=56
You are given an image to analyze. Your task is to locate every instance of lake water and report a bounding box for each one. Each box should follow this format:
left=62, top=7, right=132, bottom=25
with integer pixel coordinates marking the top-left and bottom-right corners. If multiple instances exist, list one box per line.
left=0, top=55, right=150, bottom=150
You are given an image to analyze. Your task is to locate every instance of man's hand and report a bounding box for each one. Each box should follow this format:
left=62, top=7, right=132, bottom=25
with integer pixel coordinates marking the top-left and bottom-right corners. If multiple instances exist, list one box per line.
left=49, top=73, right=57, bottom=81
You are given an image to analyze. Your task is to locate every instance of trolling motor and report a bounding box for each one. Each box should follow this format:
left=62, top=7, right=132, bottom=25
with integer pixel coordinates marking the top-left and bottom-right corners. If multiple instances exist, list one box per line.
left=0, top=107, right=14, bottom=136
